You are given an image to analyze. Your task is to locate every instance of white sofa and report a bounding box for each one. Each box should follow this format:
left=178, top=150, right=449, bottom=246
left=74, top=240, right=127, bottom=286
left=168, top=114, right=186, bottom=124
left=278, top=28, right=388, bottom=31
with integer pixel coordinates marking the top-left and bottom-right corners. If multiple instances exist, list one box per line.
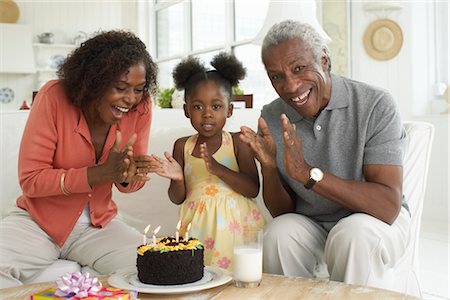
left=0, top=109, right=433, bottom=297
left=0, top=108, right=271, bottom=284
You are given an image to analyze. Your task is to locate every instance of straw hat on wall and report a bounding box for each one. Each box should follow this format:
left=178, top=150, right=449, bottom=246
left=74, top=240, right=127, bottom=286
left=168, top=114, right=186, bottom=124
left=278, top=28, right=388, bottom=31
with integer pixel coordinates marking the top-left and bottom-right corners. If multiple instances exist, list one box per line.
left=0, top=0, right=20, bottom=23
left=363, top=19, right=403, bottom=61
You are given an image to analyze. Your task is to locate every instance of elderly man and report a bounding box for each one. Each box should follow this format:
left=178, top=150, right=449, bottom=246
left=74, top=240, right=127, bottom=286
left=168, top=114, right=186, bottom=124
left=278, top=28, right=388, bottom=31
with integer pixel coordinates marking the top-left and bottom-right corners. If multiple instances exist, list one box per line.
left=240, top=20, right=409, bottom=288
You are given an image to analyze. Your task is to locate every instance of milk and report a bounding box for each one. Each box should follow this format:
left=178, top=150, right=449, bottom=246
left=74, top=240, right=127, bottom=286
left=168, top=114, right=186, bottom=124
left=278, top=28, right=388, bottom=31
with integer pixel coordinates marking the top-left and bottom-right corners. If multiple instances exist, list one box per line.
left=233, top=247, right=263, bottom=282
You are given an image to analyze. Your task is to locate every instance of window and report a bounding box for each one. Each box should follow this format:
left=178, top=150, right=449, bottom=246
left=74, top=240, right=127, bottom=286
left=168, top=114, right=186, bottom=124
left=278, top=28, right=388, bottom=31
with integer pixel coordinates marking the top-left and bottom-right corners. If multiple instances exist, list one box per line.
left=234, top=44, right=278, bottom=107
left=151, top=0, right=270, bottom=108
left=234, top=0, right=269, bottom=40
left=156, top=3, right=184, bottom=57
left=192, top=0, right=226, bottom=50
left=157, top=59, right=180, bottom=89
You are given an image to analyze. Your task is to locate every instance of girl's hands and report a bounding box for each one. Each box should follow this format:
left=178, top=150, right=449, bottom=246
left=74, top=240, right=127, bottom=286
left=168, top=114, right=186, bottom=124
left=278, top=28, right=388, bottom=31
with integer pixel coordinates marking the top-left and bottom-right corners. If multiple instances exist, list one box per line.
left=150, top=152, right=184, bottom=181
left=200, top=142, right=221, bottom=176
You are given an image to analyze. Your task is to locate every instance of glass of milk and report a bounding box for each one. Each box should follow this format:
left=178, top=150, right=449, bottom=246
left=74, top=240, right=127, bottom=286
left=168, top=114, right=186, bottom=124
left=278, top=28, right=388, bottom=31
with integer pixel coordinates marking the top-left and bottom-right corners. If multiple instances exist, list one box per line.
left=233, top=229, right=263, bottom=288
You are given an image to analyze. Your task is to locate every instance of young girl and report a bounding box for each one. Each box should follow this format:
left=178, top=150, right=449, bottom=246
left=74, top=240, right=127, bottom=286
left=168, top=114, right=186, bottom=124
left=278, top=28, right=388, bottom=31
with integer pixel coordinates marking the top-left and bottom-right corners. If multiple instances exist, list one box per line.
left=152, top=53, right=265, bottom=270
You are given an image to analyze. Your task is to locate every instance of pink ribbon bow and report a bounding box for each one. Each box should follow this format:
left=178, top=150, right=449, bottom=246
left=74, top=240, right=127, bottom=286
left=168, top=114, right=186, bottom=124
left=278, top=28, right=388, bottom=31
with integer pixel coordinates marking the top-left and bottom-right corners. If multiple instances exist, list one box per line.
left=54, top=272, right=102, bottom=298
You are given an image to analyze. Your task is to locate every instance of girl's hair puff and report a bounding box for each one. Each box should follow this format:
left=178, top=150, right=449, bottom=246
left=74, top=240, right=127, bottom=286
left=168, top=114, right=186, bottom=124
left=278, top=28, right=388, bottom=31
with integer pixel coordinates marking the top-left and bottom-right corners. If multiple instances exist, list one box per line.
left=172, top=56, right=207, bottom=91
left=210, top=52, right=246, bottom=87
left=172, top=52, right=246, bottom=102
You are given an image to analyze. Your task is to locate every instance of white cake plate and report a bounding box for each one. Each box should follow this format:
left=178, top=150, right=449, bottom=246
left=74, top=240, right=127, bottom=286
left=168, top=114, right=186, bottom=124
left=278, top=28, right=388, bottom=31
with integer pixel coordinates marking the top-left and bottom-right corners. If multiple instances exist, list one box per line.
left=108, top=265, right=232, bottom=294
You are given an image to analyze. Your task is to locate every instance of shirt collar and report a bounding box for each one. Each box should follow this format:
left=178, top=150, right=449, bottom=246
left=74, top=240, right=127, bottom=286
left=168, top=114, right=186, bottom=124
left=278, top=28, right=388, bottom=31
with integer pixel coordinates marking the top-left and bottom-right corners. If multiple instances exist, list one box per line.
left=75, top=109, right=119, bottom=138
left=324, top=74, right=349, bottom=110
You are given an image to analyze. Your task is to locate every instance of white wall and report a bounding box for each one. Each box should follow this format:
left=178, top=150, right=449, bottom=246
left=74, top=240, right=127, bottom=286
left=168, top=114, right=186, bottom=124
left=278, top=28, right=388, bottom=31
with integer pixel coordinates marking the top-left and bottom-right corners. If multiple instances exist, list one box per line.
left=351, top=2, right=414, bottom=119
left=0, top=0, right=138, bottom=111
left=350, top=1, right=449, bottom=225
left=350, top=1, right=448, bottom=118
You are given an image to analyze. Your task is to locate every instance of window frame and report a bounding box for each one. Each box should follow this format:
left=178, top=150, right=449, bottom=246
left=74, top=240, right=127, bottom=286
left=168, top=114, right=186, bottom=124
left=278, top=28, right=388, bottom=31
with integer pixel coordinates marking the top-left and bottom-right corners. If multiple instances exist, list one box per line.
left=148, top=0, right=269, bottom=107
left=152, top=1, right=256, bottom=63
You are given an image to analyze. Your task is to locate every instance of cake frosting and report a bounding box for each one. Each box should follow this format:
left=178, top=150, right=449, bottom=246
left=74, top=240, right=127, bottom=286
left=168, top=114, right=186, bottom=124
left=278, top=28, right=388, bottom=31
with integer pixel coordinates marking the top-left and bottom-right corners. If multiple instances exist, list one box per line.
left=137, top=237, right=204, bottom=285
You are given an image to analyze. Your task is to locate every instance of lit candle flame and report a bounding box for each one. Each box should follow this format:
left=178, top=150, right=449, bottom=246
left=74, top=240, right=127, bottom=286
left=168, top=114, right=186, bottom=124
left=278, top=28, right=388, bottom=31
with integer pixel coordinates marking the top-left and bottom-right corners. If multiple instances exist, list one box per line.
left=185, top=223, right=192, bottom=241
left=176, top=220, right=181, bottom=243
left=152, top=225, right=161, bottom=245
left=144, top=224, right=151, bottom=235
left=153, top=225, right=161, bottom=235
left=143, top=224, right=151, bottom=245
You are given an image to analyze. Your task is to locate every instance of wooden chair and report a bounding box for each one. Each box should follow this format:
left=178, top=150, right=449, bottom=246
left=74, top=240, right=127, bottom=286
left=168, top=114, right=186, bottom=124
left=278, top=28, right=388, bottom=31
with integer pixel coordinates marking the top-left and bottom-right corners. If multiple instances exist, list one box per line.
left=232, top=94, right=253, bottom=108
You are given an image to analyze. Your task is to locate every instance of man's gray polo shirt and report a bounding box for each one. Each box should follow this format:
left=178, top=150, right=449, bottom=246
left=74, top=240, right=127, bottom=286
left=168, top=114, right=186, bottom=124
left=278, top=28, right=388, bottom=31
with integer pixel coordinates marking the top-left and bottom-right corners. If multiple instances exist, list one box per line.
left=261, top=74, right=406, bottom=226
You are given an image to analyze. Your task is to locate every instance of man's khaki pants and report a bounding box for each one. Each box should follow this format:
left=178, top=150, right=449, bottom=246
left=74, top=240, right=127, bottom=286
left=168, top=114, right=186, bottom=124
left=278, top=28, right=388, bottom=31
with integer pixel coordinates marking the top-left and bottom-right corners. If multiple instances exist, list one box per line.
left=263, top=208, right=410, bottom=289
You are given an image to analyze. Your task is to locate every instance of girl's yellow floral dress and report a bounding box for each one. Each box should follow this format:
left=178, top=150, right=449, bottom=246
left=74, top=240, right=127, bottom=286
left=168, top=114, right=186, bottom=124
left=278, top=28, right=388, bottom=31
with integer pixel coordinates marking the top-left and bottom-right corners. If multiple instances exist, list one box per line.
left=179, top=131, right=265, bottom=271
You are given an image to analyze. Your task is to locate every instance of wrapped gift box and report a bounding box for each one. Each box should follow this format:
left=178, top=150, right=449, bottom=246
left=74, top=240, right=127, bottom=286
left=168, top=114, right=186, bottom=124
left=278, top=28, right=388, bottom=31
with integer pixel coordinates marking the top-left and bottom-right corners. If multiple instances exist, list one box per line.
left=30, top=287, right=137, bottom=300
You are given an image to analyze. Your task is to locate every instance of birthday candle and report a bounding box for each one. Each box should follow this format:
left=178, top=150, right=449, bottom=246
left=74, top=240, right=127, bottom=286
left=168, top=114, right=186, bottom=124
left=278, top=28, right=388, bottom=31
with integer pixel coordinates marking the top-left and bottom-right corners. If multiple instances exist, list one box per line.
left=175, top=220, right=181, bottom=243
left=185, top=223, right=192, bottom=241
left=143, top=224, right=151, bottom=245
left=152, top=225, right=161, bottom=245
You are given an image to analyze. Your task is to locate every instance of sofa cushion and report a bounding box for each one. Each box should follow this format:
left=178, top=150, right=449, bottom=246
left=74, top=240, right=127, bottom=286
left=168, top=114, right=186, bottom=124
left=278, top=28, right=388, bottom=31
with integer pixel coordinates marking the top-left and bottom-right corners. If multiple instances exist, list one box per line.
left=0, top=112, right=28, bottom=218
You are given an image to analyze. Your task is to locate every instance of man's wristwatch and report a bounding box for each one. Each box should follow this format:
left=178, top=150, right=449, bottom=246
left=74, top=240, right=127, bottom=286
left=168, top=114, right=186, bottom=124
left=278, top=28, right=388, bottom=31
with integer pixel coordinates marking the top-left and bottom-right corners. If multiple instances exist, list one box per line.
left=304, top=167, right=324, bottom=190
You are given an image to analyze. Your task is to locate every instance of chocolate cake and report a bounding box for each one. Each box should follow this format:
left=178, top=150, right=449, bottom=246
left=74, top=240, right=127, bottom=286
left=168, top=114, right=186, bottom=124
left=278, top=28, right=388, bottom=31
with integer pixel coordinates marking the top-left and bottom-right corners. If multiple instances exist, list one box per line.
left=136, top=237, right=204, bottom=285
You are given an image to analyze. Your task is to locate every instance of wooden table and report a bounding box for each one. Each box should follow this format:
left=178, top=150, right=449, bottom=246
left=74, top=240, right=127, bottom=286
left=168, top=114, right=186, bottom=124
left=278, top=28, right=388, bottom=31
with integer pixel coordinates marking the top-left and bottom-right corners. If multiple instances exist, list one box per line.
left=0, top=273, right=418, bottom=299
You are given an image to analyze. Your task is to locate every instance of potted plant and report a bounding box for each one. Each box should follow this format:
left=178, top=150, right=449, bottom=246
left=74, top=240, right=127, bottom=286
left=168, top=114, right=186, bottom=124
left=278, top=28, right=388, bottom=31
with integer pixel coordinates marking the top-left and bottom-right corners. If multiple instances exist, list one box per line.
left=232, top=86, right=244, bottom=96
left=157, top=87, right=175, bottom=108
left=232, top=87, right=253, bottom=108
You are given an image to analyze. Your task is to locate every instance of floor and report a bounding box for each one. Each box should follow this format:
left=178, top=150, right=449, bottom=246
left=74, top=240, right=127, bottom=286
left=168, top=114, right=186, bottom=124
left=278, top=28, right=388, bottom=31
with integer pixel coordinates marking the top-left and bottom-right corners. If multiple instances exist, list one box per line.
left=419, top=219, right=449, bottom=299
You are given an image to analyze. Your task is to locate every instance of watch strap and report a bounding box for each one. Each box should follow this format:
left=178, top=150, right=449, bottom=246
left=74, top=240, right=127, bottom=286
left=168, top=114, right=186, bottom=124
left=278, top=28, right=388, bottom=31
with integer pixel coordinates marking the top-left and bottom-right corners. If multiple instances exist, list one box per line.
left=304, top=178, right=317, bottom=190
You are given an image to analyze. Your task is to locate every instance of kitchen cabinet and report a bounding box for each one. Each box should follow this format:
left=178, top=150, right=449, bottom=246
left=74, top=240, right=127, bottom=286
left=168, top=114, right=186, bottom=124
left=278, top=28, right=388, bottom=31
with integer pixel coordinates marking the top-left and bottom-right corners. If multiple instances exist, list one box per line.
left=0, top=24, right=35, bottom=74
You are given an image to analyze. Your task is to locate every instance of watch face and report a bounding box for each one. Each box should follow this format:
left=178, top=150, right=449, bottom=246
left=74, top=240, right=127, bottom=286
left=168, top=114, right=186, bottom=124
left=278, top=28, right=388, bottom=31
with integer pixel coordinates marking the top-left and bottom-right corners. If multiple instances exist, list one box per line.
left=310, top=168, right=324, bottom=181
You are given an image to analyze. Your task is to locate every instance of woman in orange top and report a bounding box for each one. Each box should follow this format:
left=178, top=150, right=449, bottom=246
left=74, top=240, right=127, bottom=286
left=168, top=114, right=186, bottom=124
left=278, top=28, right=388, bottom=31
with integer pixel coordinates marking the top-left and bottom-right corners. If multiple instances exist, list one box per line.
left=0, top=30, right=158, bottom=287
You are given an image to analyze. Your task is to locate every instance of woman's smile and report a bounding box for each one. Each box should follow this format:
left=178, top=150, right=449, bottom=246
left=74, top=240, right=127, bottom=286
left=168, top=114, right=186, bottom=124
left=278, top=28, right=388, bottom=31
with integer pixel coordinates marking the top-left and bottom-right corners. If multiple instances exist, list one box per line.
left=110, top=105, right=130, bottom=120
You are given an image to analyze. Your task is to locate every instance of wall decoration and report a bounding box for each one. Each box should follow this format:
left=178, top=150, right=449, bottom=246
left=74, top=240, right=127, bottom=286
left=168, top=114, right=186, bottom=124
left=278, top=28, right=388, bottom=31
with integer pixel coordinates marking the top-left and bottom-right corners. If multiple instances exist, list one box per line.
left=323, top=0, right=349, bottom=76
left=363, top=18, right=403, bottom=61
left=37, top=32, right=55, bottom=44
left=49, top=54, right=65, bottom=69
left=0, top=0, right=19, bottom=23
left=73, top=31, right=88, bottom=46
left=0, top=87, right=14, bottom=104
